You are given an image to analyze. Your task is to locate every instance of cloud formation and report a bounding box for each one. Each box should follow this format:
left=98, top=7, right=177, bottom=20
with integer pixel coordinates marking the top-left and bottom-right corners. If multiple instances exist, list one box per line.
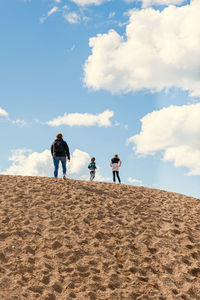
left=11, top=119, right=27, bottom=127
left=0, top=107, right=26, bottom=127
left=48, top=6, right=59, bottom=16
left=47, top=110, right=114, bottom=127
left=127, top=177, right=143, bottom=185
left=4, top=148, right=103, bottom=180
left=141, top=0, right=185, bottom=8
left=70, top=0, right=109, bottom=6
left=84, top=0, right=200, bottom=97
left=40, top=6, right=59, bottom=23
left=0, top=107, right=9, bottom=117
left=5, top=149, right=51, bottom=177
left=128, top=103, right=200, bottom=175
left=64, top=11, right=81, bottom=23
left=68, top=149, right=90, bottom=175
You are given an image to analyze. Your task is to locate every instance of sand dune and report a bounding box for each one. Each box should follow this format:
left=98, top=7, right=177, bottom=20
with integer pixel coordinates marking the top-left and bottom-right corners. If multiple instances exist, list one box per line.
left=0, top=175, right=200, bottom=300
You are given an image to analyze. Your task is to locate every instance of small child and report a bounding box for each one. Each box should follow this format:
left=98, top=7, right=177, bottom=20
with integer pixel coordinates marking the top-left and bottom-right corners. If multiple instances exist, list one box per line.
left=110, top=154, right=122, bottom=183
left=88, top=157, right=96, bottom=181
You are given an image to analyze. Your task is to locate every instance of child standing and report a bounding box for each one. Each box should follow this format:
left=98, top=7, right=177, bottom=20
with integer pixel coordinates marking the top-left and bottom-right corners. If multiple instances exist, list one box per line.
left=88, top=157, right=96, bottom=181
left=110, top=154, right=122, bottom=183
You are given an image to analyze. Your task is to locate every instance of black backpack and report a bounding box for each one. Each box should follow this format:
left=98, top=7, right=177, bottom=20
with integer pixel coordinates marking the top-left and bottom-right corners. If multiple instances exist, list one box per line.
left=53, top=140, right=64, bottom=153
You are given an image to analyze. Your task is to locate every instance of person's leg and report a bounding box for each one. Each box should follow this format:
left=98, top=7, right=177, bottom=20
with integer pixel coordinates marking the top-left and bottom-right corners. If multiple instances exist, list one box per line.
left=60, top=156, right=67, bottom=178
left=92, top=171, right=95, bottom=180
left=90, top=171, right=95, bottom=181
left=116, top=171, right=121, bottom=183
left=113, top=171, right=116, bottom=182
left=53, top=157, right=59, bottom=178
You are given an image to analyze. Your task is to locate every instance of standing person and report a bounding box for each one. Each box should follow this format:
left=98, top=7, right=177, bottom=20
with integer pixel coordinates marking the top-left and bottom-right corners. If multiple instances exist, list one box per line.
left=51, top=133, right=70, bottom=180
left=88, top=157, right=96, bottom=181
left=110, top=154, right=122, bottom=183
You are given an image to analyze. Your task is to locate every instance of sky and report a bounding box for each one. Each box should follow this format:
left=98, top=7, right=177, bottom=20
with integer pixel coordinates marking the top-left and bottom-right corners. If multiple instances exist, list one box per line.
left=0, top=0, right=200, bottom=198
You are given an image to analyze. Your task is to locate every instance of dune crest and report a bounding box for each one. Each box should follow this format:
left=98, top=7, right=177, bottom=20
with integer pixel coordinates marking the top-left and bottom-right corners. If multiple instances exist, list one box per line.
left=0, top=175, right=200, bottom=299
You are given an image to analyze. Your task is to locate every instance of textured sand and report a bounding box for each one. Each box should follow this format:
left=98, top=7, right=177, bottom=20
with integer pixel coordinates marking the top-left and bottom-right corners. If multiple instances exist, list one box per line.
left=0, top=175, right=200, bottom=300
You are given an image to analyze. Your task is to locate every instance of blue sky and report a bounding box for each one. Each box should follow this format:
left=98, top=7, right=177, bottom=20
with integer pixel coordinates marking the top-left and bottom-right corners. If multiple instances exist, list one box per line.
left=1, top=0, right=200, bottom=198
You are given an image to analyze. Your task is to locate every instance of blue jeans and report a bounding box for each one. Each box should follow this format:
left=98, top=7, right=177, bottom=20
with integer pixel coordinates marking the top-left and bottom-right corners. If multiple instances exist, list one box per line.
left=53, top=156, right=66, bottom=178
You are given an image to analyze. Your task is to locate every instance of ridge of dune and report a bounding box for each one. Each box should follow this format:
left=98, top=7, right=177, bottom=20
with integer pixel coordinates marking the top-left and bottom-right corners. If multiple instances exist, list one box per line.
left=0, top=174, right=200, bottom=300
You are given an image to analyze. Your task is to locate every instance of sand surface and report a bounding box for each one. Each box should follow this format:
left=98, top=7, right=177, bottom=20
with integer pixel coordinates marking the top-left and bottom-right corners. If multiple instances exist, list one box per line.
left=0, top=175, right=200, bottom=300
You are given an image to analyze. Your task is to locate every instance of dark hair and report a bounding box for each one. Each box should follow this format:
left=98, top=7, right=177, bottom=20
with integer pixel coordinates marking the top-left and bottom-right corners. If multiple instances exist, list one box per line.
left=56, top=133, right=63, bottom=139
left=114, top=154, right=118, bottom=158
left=91, top=157, right=95, bottom=162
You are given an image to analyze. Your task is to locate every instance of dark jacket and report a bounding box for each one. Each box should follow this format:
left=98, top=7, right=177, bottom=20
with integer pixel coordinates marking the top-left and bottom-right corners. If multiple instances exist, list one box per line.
left=51, top=138, right=70, bottom=159
left=88, top=161, right=96, bottom=170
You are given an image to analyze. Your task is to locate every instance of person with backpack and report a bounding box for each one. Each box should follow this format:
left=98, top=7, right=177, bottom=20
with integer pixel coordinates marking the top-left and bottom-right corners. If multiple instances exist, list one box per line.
left=88, top=157, right=97, bottom=181
left=51, top=133, right=70, bottom=179
left=110, top=154, right=122, bottom=183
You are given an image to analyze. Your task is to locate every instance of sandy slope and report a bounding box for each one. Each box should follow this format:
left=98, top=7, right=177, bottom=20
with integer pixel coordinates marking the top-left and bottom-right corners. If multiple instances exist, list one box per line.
left=0, top=175, right=200, bottom=300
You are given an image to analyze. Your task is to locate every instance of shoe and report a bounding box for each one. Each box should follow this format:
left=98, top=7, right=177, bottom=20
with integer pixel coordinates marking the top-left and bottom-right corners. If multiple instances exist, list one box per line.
left=63, top=174, right=66, bottom=180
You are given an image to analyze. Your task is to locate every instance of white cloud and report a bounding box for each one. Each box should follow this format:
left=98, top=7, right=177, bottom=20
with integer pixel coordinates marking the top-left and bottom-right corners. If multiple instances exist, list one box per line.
left=163, top=145, right=200, bottom=176
left=0, top=107, right=26, bottom=127
left=0, top=107, right=9, bottom=117
left=141, top=0, right=185, bottom=8
left=68, top=149, right=90, bottom=174
left=11, top=119, right=27, bottom=127
left=48, top=6, right=59, bottom=16
left=128, top=103, right=200, bottom=175
left=64, top=11, right=81, bottom=24
left=84, top=0, right=200, bottom=97
left=55, top=0, right=61, bottom=3
left=128, top=177, right=143, bottom=185
left=70, top=0, right=109, bottom=6
left=47, top=110, right=114, bottom=127
left=5, top=149, right=52, bottom=177
left=40, top=6, right=58, bottom=24
left=4, top=148, right=105, bottom=180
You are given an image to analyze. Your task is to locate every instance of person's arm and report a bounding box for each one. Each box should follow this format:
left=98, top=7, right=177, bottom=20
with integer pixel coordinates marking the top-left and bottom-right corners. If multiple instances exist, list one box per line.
left=119, top=160, right=122, bottom=167
left=64, top=141, right=70, bottom=161
left=110, top=160, right=112, bottom=167
left=51, top=143, right=54, bottom=156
